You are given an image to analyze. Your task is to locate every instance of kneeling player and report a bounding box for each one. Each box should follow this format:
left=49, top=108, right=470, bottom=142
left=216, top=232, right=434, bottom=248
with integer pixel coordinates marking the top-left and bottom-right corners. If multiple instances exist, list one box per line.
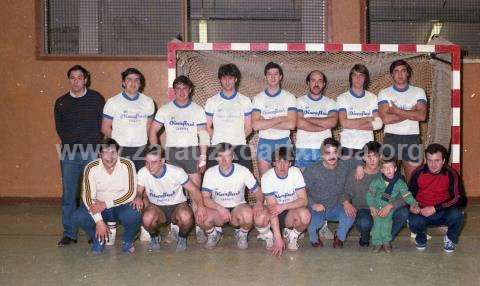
left=131, top=146, right=207, bottom=252
left=263, top=147, right=311, bottom=256
left=201, top=143, right=273, bottom=250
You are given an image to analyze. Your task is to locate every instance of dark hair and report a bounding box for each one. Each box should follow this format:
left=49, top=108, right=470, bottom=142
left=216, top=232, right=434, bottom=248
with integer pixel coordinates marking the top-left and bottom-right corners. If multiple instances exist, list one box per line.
left=214, top=142, right=234, bottom=157
left=218, top=64, right=241, bottom=89
left=67, top=65, right=90, bottom=87
left=349, top=64, right=370, bottom=90
left=264, top=62, right=284, bottom=78
left=272, top=146, right=294, bottom=163
left=322, top=137, right=340, bottom=151
left=306, top=70, right=327, bottom=94
left=173, top=75, right=195, bottom=98
left=389, top=59, right=413, bottom=82
left=99, top=138, right=120, bottom=153
left=364, top=141, right=381, bottom=155
left=121, top=68, right=146, bottom=92
left=425, top=143, right=448, bottom=160
left=144, top=144, right=164, bottom=159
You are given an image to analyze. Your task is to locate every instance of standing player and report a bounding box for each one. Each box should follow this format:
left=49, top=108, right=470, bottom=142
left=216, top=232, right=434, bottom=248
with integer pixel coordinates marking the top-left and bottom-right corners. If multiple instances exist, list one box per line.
left=149, top=75, right=209, bottom=242
left=205, top=64, right=253, bottom=170
left=378, top=60, right=427, bottom=183
left=252, top=62, right=297, bottom=177
left=54, top=65, right=105, bottom=247
left=131, top=146, right=207, bottom=252
left=201, top=143, right=272, bottom=250
left=101, top=67, right=155, bottom=171
left=296, top=70, right=338, bottom=169
left=262, top=147, right=311, bottom=256
left=337, top=64, right=382, bottom=157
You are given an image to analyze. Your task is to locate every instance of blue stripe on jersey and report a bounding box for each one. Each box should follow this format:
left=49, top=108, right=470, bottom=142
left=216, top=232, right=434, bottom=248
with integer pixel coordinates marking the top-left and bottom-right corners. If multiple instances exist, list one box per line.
left=201, top=187, right=213, bottom=193
left=103, top=114, right=113, bottom=120
left=378, top=100, right=389, bottom=106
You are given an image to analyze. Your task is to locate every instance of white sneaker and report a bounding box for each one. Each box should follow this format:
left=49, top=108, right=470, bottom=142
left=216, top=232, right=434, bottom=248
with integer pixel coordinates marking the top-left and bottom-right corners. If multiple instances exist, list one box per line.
left=205, top=229, right=222, bottom=249
left=106, top=222, right=116, bottom=246
left=257, top=230, right=274, bottom=250
left=165, top=223, right=179, bottom=244
left=140, top=226, right=151, bottom=242
left=196, top=225, right=207, bottom=244
left=282, top=228, right=291, bottom=239
left=234, top=229, right=249, bottom=250
left=318, top=223, right=334, bottom=240
left=286, top=229, right=300, bottom=251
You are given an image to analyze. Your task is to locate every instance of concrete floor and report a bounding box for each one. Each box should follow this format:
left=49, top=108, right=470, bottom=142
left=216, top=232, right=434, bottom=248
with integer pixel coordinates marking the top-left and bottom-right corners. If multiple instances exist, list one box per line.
left=0, top=203, right=479, bottom=286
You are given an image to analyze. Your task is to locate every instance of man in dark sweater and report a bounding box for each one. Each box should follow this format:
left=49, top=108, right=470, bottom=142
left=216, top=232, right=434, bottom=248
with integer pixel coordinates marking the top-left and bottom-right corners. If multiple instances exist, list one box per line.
left=54, top=65, right=105, bottom=246
left=343, top=141, right=410, bottom=247
left=303, top=137, right=360, bottom=248
left=408, top=143, right=464, bottom=252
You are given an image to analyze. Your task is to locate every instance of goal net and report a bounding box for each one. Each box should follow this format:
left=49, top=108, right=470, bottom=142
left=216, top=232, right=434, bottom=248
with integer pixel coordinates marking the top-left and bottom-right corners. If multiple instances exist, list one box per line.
left=167, top=42, right=461, bottom=179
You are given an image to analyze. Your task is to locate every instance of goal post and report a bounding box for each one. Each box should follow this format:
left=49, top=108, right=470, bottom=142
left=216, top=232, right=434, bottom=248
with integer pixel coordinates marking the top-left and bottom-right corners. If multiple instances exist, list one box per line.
left=166, top=42, right=461, bottom=172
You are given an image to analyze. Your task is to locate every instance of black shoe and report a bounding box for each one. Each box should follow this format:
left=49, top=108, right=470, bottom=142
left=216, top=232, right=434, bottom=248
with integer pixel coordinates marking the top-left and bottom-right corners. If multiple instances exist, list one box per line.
left=359, top=238, right=370, bottom=247
left=57, top=236, right=78, bottom=247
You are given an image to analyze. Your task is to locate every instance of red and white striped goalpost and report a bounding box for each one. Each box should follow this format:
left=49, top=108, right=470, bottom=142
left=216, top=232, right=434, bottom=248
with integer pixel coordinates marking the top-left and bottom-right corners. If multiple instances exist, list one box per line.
left=167, top=42, right=462, bottom=172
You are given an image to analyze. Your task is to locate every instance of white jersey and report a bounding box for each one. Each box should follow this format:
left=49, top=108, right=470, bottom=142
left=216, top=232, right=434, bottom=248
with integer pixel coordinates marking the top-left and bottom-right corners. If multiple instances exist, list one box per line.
left=378, top=85, right=427, bottom=135
left=296, top=93, right=337, bottom=149
left=137, top=163, right=189, bottom=206
left=252, top=89, right=297, bottom=140
left=202, top=163, right=258, bottom=208
left=154, top=100, right=206, bottom=147
left=205, top=91, right=252, bottom=145
left=337, top=90, right=378, bottom=149
left=103, top=92, right=155, bottom=147
left=261, top=166, right=306, bottom=205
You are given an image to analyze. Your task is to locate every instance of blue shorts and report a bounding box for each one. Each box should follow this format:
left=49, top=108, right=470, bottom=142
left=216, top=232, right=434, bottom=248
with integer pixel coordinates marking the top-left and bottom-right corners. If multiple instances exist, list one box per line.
left=256, top=137, right=291, bottom=163
left=295, top=148, right=322, bottom=168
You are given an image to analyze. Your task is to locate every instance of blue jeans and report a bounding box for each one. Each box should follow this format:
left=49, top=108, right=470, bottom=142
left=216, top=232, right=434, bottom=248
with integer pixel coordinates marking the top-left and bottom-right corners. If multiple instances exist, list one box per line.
left=60, top=150, right=95, bottom=239
left=73, top=204, right=141, bottom=244
left=295, top=148, right=321, bottom=168
left=355, top=206, right=409, bottom=244
left=308, top=203, right=355, bottom=243
left=409, top=207, right=464, bottom=244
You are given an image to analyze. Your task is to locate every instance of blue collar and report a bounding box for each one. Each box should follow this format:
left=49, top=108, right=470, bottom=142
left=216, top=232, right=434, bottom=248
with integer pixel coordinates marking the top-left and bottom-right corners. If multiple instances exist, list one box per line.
left=153, top=165, right=167, bottom=179
left=307, top=93, right=322, bottom=101
left=349, top=88, right=365, bottom=98
left=265, top=88, right=282, bottom=97
left=220, top=90, right=237, bottom=100
left=122, top=91, right=140, bottom=101
left=173, top=99, right=192, bottom=109
left=393, top=84, right=409, bottom=92
left=274, top=169, right=288, bottom=180
left=219, top=164, right=235, bottom=177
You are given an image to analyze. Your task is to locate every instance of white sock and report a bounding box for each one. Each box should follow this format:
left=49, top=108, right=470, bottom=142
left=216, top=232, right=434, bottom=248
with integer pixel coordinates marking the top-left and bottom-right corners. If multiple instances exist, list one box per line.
left=255, top=224, right=271, bottom=235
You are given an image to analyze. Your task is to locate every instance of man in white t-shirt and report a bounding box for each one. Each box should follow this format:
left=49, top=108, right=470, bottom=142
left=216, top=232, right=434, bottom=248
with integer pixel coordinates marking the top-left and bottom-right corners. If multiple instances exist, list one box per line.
left=378, top=60, right=427, bottom=183
left=148, top=75, right=209, bottom=188
left=205, top=64, right=254, bottom=171
left=130, top=145, right=207, bottom=252
left=296, top=70, right=338, bottom=169
left=149, top=76, right=210, bottom=243
left=262, top=147, right=311, bottom=256
left=73, top=138, right=141, bottom=254
left=201, top=143, right=272, bottom=250
left=337, top=64, right=382, bottom=157
left=252, top=62, right=297, bottom=177
left=101, top=68, right=155, bottom=171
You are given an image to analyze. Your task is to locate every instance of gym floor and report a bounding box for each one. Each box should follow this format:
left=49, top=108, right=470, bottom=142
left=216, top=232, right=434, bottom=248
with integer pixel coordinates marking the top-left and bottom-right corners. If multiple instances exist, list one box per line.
left=0, top=201, right=479, bottom=286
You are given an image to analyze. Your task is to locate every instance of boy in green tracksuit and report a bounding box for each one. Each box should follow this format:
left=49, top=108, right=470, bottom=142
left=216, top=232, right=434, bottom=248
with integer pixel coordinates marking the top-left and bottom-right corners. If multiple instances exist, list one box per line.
left=367, top=158, right=419, bottom=253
